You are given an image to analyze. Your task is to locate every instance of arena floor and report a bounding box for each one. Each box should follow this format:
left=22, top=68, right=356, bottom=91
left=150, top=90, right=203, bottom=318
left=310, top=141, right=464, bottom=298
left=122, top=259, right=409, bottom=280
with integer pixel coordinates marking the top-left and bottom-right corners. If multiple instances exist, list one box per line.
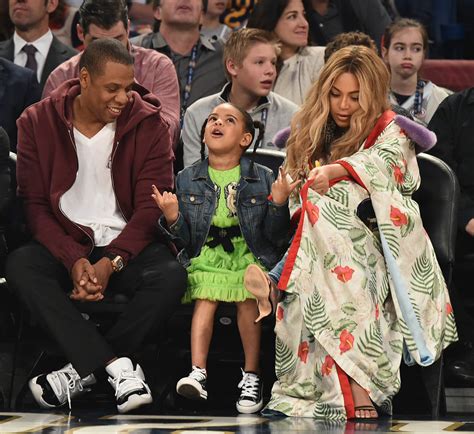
left=1, top=410, right=474, bottom=433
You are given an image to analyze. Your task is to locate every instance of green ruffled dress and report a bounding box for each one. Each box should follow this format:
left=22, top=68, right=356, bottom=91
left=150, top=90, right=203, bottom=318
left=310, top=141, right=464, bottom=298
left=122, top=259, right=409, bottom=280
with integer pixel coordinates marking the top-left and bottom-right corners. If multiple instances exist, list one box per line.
left=183, top=165, right=260, bottom=303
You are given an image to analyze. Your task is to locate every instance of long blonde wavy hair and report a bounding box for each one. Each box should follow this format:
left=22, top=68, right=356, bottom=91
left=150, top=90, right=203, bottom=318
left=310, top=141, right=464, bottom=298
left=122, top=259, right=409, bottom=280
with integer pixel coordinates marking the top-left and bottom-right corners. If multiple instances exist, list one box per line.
left=284, top=45, right=391, bottom=181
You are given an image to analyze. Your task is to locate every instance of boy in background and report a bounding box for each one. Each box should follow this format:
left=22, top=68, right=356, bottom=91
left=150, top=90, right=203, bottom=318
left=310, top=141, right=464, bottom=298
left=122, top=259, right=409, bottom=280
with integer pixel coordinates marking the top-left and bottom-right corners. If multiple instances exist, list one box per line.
left=181, top=28, right=298, bottom=167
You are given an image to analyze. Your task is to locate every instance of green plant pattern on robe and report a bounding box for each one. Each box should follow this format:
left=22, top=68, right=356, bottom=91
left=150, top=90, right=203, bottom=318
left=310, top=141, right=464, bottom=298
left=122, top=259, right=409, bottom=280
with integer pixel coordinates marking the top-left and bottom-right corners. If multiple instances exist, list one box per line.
left=265, top=119, right=458, bottom=419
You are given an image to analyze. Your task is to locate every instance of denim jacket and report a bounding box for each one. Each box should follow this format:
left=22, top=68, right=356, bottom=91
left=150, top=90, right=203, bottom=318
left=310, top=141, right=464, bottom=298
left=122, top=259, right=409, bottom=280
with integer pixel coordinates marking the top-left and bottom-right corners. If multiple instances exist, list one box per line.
left=159, top=157, right=291, bottom=269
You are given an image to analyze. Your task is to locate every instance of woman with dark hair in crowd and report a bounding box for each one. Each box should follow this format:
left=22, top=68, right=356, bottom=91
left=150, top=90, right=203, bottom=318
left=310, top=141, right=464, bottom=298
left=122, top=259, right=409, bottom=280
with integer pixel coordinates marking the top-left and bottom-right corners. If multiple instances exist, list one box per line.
left=247, top=0, right=325, bottom=106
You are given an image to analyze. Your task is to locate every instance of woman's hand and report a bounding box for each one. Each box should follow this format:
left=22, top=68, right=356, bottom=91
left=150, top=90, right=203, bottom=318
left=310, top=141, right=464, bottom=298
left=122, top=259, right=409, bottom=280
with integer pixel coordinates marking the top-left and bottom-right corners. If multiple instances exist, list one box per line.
left=151, top=185, right=179, bottom=226
left=271, top=167, right=300, bottom=205
left=308, top=166, right=330, bottom=195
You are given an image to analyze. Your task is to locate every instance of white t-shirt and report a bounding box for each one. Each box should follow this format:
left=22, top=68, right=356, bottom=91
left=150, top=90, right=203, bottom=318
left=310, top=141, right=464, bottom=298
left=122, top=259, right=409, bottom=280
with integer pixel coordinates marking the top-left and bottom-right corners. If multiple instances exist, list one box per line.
left=60, top=122, right=127, bottom=247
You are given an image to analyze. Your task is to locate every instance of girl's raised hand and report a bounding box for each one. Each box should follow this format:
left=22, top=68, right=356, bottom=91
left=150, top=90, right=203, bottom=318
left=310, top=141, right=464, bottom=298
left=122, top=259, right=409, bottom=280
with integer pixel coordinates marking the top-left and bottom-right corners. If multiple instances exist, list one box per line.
left=151, top=185, right=179, bottom=226
left=271, top=167, right=300, bottom=205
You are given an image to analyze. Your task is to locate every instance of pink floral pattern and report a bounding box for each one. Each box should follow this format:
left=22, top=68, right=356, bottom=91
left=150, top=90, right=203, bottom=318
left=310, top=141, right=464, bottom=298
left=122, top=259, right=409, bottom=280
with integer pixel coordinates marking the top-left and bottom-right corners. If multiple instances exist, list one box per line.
left=332, top=266, right=354, bottom=283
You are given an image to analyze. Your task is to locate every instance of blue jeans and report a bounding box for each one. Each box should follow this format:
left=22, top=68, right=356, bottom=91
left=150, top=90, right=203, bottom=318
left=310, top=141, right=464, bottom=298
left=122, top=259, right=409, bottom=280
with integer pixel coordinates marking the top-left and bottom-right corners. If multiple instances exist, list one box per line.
left=268, top=251, right=288, bottom=286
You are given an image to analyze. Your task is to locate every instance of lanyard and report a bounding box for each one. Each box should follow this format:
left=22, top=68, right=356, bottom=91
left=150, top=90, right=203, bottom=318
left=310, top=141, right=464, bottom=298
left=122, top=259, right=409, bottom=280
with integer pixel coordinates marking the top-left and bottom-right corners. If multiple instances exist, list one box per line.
left=180, top=44, right=199, bottom=127
left=413, top=79, right=426, bottom=118
left=260, top=107, right=268, bottom=127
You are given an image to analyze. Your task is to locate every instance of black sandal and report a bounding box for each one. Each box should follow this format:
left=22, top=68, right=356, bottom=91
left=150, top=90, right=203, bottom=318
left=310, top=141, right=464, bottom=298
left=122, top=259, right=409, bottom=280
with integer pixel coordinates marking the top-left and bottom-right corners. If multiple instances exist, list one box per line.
left=352, top=405, right=379, bottom=420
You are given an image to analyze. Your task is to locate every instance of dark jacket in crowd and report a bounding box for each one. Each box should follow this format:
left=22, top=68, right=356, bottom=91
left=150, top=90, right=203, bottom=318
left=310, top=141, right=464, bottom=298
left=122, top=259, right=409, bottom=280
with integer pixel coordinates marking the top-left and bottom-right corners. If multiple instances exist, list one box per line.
left=428, top=87, right=474, bottom=233
left=0, top=58, right=41, bottom=151
left=308, top=0, right=391, bottom=48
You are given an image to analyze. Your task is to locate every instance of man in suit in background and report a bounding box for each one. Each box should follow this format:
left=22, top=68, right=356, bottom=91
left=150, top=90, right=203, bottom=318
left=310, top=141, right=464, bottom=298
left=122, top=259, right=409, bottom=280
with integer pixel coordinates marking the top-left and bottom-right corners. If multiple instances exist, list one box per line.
left=0, top=57, right=41, bottom=151
left=0, top=0, right=77, bottom=91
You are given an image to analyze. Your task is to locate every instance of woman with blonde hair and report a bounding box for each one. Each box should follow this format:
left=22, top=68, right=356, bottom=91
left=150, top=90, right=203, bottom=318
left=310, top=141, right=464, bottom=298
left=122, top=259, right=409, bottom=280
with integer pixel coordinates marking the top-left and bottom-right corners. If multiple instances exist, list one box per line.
left=244, top=45, right=457, bottom=420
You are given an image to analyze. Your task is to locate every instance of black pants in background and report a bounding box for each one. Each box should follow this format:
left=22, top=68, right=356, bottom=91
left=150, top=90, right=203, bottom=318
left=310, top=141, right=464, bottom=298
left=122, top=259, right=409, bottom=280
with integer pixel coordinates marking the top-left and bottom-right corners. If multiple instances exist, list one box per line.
left=5, top=241, right=187, bottom=378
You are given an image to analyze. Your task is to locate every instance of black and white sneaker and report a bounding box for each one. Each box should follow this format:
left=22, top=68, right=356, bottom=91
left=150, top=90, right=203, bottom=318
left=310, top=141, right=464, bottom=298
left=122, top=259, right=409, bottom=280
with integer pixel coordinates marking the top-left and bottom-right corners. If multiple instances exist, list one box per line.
left=106, top=357, right=153, bottom=414
left=176, top=366, right=208, bottom=400
left=29, top=363, right=96, bottom=409
left=236, top=369, right=263, bottom=414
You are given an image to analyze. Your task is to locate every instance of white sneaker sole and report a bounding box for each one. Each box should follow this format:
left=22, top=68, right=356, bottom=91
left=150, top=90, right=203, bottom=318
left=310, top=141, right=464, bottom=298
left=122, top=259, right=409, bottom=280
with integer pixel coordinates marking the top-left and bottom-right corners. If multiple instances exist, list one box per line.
left=176, top=377, right=207, bottom=400
left=236, top=398, right=264, bottom=414
left=117, top=393, right=153, bottom=414
left=28, top=378, right=61, bottom=409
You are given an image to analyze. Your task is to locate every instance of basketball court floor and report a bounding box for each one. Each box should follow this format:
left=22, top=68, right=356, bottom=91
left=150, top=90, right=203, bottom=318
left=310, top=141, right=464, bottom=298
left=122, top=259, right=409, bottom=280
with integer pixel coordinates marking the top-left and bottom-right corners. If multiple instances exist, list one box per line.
left=1, top=410, right=474, bottom=433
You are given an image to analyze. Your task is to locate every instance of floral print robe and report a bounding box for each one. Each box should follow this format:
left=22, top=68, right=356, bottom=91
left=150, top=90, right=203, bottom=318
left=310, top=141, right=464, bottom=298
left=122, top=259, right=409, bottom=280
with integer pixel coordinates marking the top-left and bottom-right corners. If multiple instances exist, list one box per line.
left=266, top=112, right=458, bottom=420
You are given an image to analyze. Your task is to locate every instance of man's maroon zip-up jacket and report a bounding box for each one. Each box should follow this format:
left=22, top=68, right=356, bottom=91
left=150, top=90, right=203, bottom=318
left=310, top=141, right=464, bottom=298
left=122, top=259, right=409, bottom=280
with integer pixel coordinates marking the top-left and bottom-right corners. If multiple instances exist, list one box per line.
left=16, top=78, right=173, bottom=271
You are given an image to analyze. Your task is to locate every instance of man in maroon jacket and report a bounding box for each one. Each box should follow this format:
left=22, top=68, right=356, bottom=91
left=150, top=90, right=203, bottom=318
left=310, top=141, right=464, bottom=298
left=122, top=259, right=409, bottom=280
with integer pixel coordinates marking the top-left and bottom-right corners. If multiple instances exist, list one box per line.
left=6, top=38, right=186, bottom=414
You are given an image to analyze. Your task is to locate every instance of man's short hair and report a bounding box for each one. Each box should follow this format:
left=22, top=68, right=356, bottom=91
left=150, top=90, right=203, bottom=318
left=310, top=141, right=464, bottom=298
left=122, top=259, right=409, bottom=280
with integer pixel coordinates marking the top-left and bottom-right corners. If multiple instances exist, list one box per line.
left=79, top=0, right=129, bottom=34
left=79, top=38, right=133, bottom=77
left=324, top=31, right=378, bottom=63
left=223, top=28, right=279, bottom=81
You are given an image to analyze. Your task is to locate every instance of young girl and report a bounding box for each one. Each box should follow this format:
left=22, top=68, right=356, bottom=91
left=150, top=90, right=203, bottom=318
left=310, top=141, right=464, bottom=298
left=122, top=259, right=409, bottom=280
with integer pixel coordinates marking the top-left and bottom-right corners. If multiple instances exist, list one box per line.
left=247, top=0, right=325, bottom=106
left=244, top=46, right=457, bottom=420
left=382, top=18, right=451, bottom=125
left=200, top=0, right=233, bottom=43
left=152, top=102, right=297, bottom=414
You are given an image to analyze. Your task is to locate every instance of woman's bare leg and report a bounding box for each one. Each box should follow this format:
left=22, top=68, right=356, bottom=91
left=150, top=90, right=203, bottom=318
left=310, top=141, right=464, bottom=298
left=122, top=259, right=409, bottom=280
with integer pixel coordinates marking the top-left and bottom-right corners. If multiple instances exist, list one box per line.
left=349, top=377, right=378, bottom=419
left=236, top=298, right=261, bottom=372
left=190, top=299, right=219, bottom=369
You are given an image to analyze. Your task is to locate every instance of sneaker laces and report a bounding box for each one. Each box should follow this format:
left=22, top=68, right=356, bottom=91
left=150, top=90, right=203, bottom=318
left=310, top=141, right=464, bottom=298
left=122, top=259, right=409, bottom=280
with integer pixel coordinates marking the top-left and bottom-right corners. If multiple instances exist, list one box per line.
left=238, top=370, right=260, bottom=400
left=111, top=370, right=147, bottom=398
left=48, top=365, right=85, bottom=410
left=189, top=366, right=207, bottom=383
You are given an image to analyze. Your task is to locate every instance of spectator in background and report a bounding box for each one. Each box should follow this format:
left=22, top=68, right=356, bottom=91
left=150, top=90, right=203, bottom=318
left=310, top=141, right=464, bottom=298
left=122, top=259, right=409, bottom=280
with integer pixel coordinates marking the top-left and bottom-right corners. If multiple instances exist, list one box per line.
left=49, top=0, right=80, bottom=48
left=181, top=28, right=298, bottom=167
left=0, top=57, right=41, bottom=151
left=128, top=0, right=155, bottom=35
left=222, top=0, right=258, bottom=30
left=43, top=0, right=180, bottom=145
left=247, top=0, right=325, bottom=106
left=382, top=18, right=450, bottom=125
left=0, top=0, right=77, bottom=91
left=324, top=30, right=377, bottom=62
left=201, top=0, right=233, bottom=43
left=135, top=0, right=227, bottom=124
left=307, top=0, right=391, bottom=50
left=428, top=89, right=474, bottom=386
left=128, top=0, right=154, bottom=21
left=393, top=0, right=432, bottom=31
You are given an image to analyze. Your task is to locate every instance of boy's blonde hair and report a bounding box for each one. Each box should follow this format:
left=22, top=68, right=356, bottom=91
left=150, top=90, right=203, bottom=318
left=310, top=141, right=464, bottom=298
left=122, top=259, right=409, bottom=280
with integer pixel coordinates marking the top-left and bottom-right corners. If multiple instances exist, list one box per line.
left=223, top=28, right=280, bottom=81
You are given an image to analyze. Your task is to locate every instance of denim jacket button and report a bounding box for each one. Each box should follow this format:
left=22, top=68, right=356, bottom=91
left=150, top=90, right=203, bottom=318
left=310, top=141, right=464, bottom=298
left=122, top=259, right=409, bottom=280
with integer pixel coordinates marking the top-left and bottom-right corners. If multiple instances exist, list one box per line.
left=190, top=196, right=195, bottom=202
left=251, top=198, right=256, bottom=204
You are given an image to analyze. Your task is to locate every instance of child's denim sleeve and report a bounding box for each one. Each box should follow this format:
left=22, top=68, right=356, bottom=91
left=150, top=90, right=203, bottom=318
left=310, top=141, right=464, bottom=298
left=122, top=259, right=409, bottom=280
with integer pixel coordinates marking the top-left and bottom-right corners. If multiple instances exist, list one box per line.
left=265, top=199, right=291, bottom=249
left=158, top=213, right=190, bottom=251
